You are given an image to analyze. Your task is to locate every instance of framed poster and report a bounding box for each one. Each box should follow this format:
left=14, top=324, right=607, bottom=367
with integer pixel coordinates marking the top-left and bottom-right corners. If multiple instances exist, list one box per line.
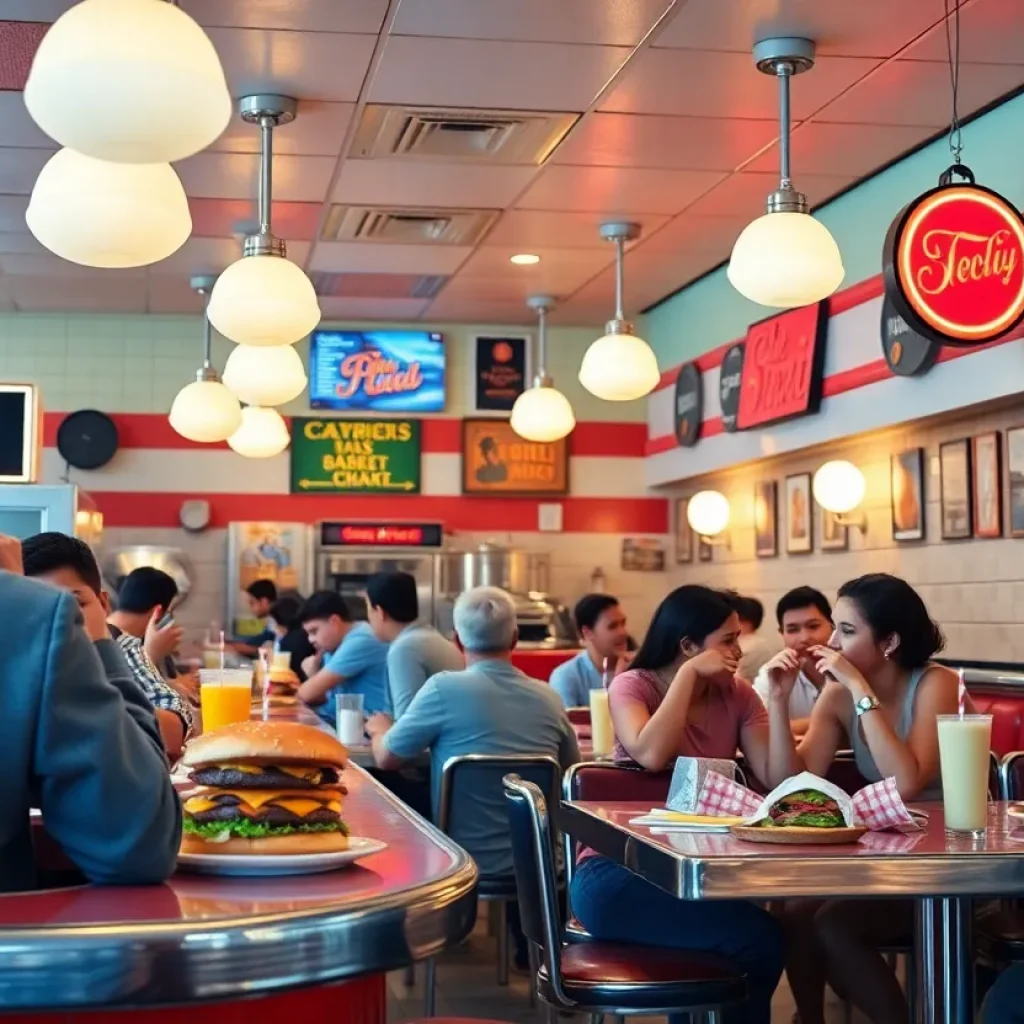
left=461, top=418, right=568, bottom=496
left=891, top=447, right=925, bottom=542
left=785, top=473, right=813, bottom=554
left=1008, top=427, right=1024, bottom=538
left=820, top=508, right=849, bottom=551
left=473, top=335, right=528, bottom=413
left=754, top=480, right=778, bottom=558
left=972, top=432, right=1003, bottom=538
left=940, top=439, right=973, bottom=540
left=698, top=536, right=713, bottom=562
left=675, top=498, right=693, bottom=564
left=621, top=538, right=666, bottom=572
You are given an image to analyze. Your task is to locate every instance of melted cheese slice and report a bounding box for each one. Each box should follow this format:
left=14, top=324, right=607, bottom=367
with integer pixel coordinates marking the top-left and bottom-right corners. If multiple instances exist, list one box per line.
left=184, top=788, right=344, bottom=818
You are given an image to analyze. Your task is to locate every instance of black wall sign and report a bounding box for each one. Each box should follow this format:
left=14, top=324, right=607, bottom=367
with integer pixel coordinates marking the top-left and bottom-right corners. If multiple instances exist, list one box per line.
left=881, top=293, right=940, bottom=377
left=718, top=343, right=745, bottom=432
left=673, top=362, right=703, bottom=448
left=319, top=521, right=444, bottom=548
left=474, top=335, right=527, bottom=412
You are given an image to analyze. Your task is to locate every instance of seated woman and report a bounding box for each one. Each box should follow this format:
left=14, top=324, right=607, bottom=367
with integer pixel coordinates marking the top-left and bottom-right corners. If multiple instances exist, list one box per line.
left=764, top=573, right=962, bottom=1024
left=570, top=585, right=784, bottom=1024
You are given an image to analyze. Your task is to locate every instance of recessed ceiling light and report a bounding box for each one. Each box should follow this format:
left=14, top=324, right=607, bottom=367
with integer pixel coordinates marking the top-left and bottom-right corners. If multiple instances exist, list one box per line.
left=510, top=253, right=540, bottom=265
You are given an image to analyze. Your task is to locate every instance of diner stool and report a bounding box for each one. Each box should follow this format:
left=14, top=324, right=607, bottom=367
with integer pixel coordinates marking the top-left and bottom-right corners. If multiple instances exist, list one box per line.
left=504, top=773, right=747, bottom=1024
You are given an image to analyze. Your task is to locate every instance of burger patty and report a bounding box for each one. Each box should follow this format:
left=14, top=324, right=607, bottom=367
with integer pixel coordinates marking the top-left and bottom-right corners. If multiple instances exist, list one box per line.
left=188, top=804, right=342, bottom=827
left=189, top=766, right=342, bottom=789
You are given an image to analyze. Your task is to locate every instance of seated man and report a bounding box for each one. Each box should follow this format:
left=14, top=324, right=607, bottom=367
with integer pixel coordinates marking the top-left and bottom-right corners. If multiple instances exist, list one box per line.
left=725, top=592, right=781, bottom=681
left=0, top=533, right=180, bottom=892
left=365, top=570, right=463, bottom=719
left=549, top=593, right=629, bottom=707
left=110, top=566, right=184, bottom=681
left=22, top=533, right=192, bottom=758
left=234, top=578, right=279, bottom=657
left=268, top=593, right=315, bottom=680
left=754, top=585, right=834, bottom=736
left=297, top=591, right=389, bottom=721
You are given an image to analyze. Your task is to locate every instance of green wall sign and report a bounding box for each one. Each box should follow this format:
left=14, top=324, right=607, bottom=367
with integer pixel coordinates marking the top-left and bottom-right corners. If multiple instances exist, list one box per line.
left=290, top=418, right=421, bottom=494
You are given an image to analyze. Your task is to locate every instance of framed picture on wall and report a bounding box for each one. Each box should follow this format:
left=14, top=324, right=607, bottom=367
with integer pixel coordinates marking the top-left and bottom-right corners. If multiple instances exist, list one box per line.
left=698, top=536, right=714, bottom=562
left=972, top=432, right=1003, bottom=538
left=754, top=481, right=778, bottom=558
left=675, top=498, right=693, bottom=564
left=1008, top=426, right=1024, bottom=538
left=820, top=508, right=849, bottom=551
left=785, top=473, right=813, bottom=554
left=891, top=447, right=925, bottom=542
left=940, top=438, right=973, bottom=540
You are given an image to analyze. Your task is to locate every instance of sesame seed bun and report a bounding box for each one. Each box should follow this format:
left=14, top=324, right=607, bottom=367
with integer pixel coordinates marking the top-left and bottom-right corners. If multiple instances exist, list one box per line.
left=182, top=720, right=348, bottom=770
left=179, top=830, right=350, bottom=857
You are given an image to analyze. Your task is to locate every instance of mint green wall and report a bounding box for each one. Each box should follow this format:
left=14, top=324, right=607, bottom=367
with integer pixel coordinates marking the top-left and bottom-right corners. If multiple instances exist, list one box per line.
left=645, top=92, right=1024, bottom=367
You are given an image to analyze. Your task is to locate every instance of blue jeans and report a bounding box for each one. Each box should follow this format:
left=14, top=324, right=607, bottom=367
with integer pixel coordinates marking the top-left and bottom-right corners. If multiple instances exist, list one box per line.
left=571, top=856, right=784, bottom=1024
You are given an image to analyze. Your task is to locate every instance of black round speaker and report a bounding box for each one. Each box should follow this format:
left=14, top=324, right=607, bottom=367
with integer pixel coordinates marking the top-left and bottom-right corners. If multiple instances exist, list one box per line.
left=57, top=410, right=119, bottom=470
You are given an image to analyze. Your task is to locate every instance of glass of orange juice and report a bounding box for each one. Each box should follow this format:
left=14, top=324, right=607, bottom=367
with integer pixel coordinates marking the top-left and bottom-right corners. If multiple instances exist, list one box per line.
left=199, top=669, right=254, bottom=733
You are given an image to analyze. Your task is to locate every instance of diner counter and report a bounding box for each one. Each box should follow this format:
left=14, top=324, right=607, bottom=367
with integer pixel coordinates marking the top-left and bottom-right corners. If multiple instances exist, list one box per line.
left=1, top=765, right=478, bottom=1013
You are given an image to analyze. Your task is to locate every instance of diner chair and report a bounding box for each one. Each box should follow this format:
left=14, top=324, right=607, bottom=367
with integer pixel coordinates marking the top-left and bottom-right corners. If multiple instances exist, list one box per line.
left=422, top=753, right=563, bottom=1017
left=566, top=707, right=591, bottom=727
left=504, top=773, right=747, bottom=1024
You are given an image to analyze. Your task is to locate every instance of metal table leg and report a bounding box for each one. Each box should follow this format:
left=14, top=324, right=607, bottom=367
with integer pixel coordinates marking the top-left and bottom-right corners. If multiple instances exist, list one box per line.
left=914, top=897, right=974, bottom=1024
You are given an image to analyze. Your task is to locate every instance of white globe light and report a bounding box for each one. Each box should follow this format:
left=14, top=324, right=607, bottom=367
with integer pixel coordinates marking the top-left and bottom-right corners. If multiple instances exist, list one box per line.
left=208, top=255, right=321, bottom=346
left=223, top=344, right=308, bottom=407
left=169, top=378, right=242, bottom=443
left=510, top=385, right=576, bottom=442
left=578, top=332, right=660, bottom=401
left=24, top=0, right=230, bottom=163
left=813, top=460, right=866, bottom=515
left=688, top=489, right=731, bottom=537
left=728, top=211, right=845, bottom=308
left=227, top=406, right=290, bottom=459
left=27, top=148, right=191, bottom=268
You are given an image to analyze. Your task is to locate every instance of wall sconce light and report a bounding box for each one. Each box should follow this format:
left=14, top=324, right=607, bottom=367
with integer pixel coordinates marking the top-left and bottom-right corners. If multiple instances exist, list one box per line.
left=813, top=459, right=867, bottom=531
left=687, top=489, right=731, bottom=545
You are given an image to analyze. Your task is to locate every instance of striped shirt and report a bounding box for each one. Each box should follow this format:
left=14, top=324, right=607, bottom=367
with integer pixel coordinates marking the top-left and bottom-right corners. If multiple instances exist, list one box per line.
left=111, top=629, right=194, bottom=733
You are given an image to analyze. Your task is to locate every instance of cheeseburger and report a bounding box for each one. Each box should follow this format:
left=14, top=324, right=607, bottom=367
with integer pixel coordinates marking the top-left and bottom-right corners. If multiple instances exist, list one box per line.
left=261, top=666, right=301, bottom=708
left=180, top=721, right=349, bottom=855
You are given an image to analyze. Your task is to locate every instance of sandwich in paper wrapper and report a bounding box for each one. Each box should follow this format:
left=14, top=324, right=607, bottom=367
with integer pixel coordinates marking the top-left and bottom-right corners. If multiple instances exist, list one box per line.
left=694, top=769, right=924, bottom=833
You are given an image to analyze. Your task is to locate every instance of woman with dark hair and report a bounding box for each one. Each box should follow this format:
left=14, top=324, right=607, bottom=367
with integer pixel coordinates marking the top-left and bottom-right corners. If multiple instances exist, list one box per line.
left=570, top=585, right=784, bottom=1024
left=765, top=573, right=963, bottom=1024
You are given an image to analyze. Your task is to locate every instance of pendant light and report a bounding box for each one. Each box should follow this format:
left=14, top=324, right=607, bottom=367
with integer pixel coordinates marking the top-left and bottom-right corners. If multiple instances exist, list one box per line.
left=578, top=222, right=660, bottom=402
left=169, top=275, right=242, bottom=443
left=228, top=406, right=290, bottom=459
left=207, top=95, right=321, bottom=347
left=510, top=296, right=576, bottom=442
left=26, top=148, right=191, bottom=268
left=728, top=38, right=844, bottom=308
left=25, top=0, right=230, bottom=164
left=223, top=343, right=308, bottom=407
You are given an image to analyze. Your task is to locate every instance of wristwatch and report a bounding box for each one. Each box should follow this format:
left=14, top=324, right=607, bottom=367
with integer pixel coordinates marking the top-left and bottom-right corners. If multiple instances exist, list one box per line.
left=855, top=694, right=882, bottom=717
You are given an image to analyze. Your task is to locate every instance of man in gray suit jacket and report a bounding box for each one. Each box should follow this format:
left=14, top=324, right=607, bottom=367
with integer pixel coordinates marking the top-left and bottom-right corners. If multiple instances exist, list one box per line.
left=0, top=535, right=181, bottom=892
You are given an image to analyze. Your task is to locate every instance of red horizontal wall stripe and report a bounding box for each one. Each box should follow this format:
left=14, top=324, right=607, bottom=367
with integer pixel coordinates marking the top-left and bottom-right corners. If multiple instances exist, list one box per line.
left=89, top=492, right=668, bottom=534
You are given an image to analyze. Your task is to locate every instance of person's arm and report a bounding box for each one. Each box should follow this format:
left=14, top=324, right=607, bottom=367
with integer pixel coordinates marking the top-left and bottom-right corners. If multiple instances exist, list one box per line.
left=548, top=662, right=578, bottom=709
left=298, top=631, right=381, bottom=706
left=297, top=663, right=344, bottom=706
left=116, top=636, right=192, bottom=756
left=369, top=679, right=445, bottom=770
left=387, top=642, right=429, bottom=720
left=36, top=595, right=182, bottom=885
left=558, top=713, right=581, bottom=768
left=735, top=680, right=770, bottom=786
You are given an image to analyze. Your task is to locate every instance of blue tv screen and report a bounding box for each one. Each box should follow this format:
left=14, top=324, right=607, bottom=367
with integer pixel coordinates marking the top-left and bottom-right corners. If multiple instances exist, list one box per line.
left=309, top=330, right=446, bottom=413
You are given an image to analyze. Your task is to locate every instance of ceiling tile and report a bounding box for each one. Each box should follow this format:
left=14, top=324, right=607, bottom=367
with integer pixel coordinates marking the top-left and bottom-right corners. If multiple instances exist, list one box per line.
left=653, top=0, right=945, bottom=58
left=153, top=237, right=311, bottom=273
left=333, top=160, right=534, bottom=209
left=553, top=112, right=778, bottom=170
left=207, top=27, right=376, bottom=103
left=182, top=0, right=390, bottom=33
left=908, top=0, right=1024, bottom=65
left=0, top=231, right=45, bottom=255
left=175, top=152, right=336, bottom=201
left=145, top=274, right=207, bottom=315
left=392, top=0, right=673, bottom=45
left=0, top=3, right=73, bottom=20
left=0, top=195, right=28, bottom=232
left=0, top=92, right=55, bottom=148
left=319, top=297, right=432, bottom=321
left=0, top=19, right=46, bottom=88
left=369, top=36, right=633, bottom=111
left=0, top=147, right=55, bottom=195
left=308, top=242, right=472, bottom=275
left=0, top=253, right=145, bottom=279
left=637, top=213, right=753, bottom=255
left=188, top=198, right=323, bottom=240
left=814, top=59, right=1024, bottom=127
left=458, top=243, right=611, bottom=281
left=516, top=165, right=726, bottom=216
left=424, top=293, right=534, bottom=323
left=485, top=209, right=670, bottom=249
left=212, top=101, right=354, bottom=157
left=600, top=48, right=881, bottom=119
left=8, top=275, right=148, bottom=314
left=683, top=171, right=855, bottom=217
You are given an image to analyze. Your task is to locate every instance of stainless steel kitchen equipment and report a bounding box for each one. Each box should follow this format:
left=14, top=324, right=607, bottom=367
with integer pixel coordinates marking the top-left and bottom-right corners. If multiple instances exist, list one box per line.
left=104, top=545, right=194, bottom=607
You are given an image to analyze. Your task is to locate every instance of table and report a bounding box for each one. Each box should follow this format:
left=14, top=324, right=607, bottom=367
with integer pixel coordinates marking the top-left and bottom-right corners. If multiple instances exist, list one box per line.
left=561, top=797, right=1024, bottom=1024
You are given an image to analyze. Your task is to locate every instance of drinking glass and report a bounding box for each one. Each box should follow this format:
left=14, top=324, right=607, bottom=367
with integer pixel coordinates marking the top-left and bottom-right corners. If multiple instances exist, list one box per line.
left=937, top=713, right=992, bottom=836
left=336, top=692, right=366, bottom=745
left=199, top=668, right=254, bottom=733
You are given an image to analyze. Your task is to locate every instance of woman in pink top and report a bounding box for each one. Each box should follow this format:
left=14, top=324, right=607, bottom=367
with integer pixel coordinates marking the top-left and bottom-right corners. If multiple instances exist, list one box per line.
left=570, top=586, right=783, bottom=1024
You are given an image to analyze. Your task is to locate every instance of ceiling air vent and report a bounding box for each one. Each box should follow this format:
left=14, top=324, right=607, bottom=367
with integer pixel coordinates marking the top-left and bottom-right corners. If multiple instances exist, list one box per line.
left=321, top=205, right=498, bottom=246
left=352, top=105, right=578, bottom=164
left=310, top=272, right=448, bottom=300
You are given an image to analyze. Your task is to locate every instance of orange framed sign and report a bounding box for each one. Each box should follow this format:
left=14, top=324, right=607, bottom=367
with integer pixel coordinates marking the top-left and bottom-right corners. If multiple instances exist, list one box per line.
left=461, top=418, right=568, bottom=496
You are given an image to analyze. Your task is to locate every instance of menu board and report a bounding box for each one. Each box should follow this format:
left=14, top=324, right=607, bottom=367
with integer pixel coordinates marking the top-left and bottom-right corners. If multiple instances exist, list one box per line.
left=461, top=418, right=568, bottom=496
left=290, top=417, right=421, bottom=495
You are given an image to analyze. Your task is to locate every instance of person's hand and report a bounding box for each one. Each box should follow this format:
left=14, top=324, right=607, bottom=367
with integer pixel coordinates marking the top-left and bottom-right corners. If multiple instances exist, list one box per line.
left=810, top=646, right=869, bottom=695
left=365, top=713, right=393, bottom=739
left=0, top=534, right=23, bottom=575
left=764, top=648, right=801, bottom=703
left=687, top=647, right=739, bottom=682
left=172, top=670, right=201, bottom=703
left=144, top=606, right=184, bottom=664
left=302, top=652, right=322, bottom=677
left=80, top=596, right=111, bottom=643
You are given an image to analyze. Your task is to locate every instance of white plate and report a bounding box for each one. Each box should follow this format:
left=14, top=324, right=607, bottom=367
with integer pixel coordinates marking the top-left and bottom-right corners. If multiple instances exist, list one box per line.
left=176, top=836, right=387, bottom=877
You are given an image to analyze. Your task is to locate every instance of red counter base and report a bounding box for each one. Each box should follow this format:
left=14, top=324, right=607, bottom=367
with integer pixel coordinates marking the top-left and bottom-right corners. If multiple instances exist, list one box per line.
left=3, top=974, right=385, bottom=1024
left=510, top=649, right=578, bottom=681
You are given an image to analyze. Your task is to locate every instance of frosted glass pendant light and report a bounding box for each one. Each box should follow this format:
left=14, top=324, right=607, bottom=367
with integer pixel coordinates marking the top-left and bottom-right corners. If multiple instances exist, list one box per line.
left=227, top=406, right=290, bottom=458
left=223, top=343, right=307, bottom=407
left=510, top=296, right=576, bottom=442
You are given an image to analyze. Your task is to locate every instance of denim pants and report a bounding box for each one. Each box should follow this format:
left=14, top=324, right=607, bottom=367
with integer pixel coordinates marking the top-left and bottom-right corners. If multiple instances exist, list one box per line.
left=570, top=856, right=784, bottom=1024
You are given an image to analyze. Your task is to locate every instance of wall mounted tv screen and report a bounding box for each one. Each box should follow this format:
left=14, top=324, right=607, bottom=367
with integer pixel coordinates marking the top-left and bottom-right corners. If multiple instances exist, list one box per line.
left=309, top=330, right=446, bottom=413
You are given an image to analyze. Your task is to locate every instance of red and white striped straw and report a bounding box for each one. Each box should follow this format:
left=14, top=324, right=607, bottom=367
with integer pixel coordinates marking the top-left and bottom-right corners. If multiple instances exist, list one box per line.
left=957, top=668, right=967, bottom=718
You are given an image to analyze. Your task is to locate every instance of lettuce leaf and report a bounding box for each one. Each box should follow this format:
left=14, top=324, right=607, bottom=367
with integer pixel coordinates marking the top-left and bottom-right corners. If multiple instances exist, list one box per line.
left=184, top=817, right=349, bottom=841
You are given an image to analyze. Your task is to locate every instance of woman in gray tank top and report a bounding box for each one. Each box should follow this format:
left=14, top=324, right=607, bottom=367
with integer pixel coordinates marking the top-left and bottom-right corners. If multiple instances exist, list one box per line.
left=764, top=574, right=964, bottom=1024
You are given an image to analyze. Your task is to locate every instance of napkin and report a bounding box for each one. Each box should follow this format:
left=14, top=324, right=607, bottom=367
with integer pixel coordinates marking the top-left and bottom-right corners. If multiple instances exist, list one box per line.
left=666, top=756, right=738, bottom=813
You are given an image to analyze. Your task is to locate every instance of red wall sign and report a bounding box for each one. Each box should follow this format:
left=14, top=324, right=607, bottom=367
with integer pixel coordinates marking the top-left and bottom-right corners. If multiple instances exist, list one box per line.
left=735, top=301, right=828, bottom=431
left=883, top=174, right=1024, bottom=347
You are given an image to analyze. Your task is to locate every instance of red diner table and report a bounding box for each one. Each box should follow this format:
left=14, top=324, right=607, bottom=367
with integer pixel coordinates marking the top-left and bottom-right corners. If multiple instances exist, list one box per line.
left=509, top=647, right=578, bottom=681
left=2, top=765, right=477, bottom=1024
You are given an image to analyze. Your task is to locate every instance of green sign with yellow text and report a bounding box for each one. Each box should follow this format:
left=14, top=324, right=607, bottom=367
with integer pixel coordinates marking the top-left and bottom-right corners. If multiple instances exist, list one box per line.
left=290, top=417, right=421, bottom=494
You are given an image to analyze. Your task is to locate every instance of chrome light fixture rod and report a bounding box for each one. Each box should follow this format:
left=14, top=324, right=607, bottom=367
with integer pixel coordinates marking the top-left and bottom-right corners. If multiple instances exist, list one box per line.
left=599, top=221, right=641, bottom=335
left=527, top=295, right=556, bottom=386
left=239, top=94, right=297, bottom=258
left=190, top=274, right=219, bottom=381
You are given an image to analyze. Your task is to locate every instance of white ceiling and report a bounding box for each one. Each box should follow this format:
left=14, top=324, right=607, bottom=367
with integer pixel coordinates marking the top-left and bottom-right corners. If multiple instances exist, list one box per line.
left=0, top=0, right=1019, bottom=324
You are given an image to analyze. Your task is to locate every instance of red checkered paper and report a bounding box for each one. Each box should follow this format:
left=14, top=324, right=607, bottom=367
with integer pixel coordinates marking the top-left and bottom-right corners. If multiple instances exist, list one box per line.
left=852, top=777, right=922, bottom=832
left=694, top=770, right=763, bottom=818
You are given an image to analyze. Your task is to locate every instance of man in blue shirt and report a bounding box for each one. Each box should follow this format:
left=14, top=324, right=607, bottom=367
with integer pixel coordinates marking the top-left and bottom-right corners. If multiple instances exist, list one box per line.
left=549, top=593, right=630, bottom=707
left=296, top=591, right=389, bottom=721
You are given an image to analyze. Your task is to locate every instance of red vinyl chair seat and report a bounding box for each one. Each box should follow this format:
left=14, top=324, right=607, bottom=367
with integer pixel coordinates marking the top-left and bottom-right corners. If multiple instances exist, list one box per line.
left=970, top=694, right=1024, bottom=757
